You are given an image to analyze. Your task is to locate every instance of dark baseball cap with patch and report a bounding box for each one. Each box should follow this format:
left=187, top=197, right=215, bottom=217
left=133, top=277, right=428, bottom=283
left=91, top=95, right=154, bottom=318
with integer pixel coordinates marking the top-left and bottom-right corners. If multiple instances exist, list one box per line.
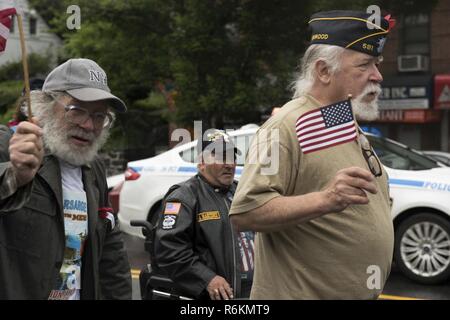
left=308, top=10, right=395, bottom=57
left=197, top=129, right=241, bottom=157
left=42, top=58, right=127, bottom=112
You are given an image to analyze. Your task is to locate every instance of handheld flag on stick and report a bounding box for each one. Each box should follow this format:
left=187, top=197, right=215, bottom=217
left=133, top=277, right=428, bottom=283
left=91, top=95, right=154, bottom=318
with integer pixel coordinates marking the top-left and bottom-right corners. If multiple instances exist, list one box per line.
left=16, top=13, right=33, bottom=118
left=296, top=98, right=357, bottom=154
left=0, top=5, right=33, bottom=119
left=0, top=7, right=16, bottom=53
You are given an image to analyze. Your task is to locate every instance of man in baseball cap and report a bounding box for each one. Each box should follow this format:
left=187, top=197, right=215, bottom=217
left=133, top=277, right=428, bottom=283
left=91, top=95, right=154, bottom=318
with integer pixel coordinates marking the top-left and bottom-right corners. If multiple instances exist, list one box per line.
left=0, top=58, right=131, bottom=299
left=154, top=128, right=254, bottom=300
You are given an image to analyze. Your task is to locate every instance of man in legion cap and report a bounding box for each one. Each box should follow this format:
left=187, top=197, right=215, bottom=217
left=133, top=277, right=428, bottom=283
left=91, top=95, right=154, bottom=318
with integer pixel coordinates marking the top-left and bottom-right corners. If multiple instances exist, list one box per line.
left=229, top=10, right=396, bottom=299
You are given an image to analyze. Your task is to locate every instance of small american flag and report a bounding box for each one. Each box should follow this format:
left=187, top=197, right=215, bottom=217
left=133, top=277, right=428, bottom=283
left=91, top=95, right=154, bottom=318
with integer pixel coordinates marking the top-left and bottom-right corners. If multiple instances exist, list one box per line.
left=0, top=7, right=16, bottom=54
left=296, top=99, right=357, bottom=154
left=164, top=202, right=181, bottom=214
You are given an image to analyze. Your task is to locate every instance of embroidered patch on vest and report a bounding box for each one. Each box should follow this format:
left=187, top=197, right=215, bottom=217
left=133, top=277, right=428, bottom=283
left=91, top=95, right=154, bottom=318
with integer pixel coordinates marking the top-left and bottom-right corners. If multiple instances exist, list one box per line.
left=162, top=215, right=177, bottom=230
left=164, top=202, right=181, bottom=215
left=197, top=211, right=220, bottom=222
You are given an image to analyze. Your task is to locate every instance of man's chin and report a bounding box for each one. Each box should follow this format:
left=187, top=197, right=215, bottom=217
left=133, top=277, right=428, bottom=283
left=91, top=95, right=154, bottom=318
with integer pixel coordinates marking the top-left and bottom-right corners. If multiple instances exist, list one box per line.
left=357, top=111, right=379, bottom=121
left=50, top=143, right=98, bottom=166
left=353, top=102, right=380, bottom=121
left=219, top=177, right=234, bottom=186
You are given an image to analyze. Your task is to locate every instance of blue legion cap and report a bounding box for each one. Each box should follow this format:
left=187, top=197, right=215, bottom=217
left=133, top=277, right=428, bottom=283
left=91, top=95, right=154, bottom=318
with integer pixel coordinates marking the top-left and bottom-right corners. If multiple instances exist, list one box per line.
left=308, top=10, right=394, bottom=56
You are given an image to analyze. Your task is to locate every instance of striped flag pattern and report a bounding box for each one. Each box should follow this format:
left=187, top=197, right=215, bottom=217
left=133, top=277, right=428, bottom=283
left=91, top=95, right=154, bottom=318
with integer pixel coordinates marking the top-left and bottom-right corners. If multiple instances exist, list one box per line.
left=238, top=232, right=254, bottom=273
left=296, top=99, right=357, bottom=154
left=0, top=7, right=16, bottom=53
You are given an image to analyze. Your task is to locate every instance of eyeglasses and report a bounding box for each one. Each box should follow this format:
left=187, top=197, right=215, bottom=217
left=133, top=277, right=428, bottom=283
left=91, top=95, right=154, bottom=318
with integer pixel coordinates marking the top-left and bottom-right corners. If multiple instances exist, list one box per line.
left=55, top=100, right=114, bottom=129
left=358, top=133, right=382, bottom=177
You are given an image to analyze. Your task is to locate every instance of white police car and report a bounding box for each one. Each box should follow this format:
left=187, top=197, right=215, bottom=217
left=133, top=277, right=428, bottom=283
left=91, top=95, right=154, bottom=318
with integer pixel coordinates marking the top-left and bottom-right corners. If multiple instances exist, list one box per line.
left=112, top=125, right=450, bottom=285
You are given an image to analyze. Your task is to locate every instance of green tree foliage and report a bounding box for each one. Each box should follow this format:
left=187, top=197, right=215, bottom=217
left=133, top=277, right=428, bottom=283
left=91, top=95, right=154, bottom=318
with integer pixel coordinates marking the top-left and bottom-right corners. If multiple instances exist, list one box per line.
left=0, top=53, right=51, bottom=123
left=26, top=0, right=438, bottom=146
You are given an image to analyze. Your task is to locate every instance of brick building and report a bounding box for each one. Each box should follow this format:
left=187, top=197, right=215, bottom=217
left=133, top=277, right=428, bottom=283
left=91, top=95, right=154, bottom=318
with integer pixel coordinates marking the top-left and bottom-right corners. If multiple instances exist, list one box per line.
left=362, top=1, right=450, bottom=152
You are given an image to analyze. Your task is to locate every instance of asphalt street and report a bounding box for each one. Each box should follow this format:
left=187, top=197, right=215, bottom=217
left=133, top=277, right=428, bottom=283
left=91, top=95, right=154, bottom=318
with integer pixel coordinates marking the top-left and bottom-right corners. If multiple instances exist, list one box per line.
left=122, top=233, right=450, bottom=300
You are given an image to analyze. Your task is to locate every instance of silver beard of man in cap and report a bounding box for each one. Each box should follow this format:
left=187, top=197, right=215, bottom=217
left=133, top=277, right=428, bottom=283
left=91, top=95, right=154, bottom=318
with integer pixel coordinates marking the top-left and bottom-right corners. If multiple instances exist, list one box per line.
left=352, top=82, right=382, bottom=121
left=30, top=91, right=111, bottom=166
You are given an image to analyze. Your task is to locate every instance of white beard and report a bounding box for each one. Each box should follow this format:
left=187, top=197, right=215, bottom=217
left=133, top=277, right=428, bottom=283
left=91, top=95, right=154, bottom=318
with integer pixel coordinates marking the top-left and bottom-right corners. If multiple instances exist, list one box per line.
left=352, top=84, right=382, bottom=121
left=39, top=110, right=110, bottom=166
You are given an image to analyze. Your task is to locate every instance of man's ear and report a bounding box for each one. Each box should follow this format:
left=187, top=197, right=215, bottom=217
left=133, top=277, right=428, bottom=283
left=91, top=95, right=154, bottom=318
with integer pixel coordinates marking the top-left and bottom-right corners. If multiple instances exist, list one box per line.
left=315, top=60, right=332, bottom=85
left=198, top=155, right=205, bottom=172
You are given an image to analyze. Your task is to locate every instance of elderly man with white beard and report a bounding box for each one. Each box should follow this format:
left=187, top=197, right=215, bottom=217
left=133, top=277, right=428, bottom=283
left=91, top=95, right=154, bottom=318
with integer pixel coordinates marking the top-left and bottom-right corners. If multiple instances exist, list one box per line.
left=229, top=10, right=396, bottom=299
left=0, top=58, right=132, bottom=300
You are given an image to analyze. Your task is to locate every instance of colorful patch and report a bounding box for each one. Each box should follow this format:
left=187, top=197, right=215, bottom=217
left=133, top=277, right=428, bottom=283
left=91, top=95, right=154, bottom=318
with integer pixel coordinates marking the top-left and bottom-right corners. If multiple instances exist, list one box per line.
left=197, top=211, right=220, bottom=222
left=164, top=202, right=181, bottom=215
left=162, top=215, right=177, bottom=230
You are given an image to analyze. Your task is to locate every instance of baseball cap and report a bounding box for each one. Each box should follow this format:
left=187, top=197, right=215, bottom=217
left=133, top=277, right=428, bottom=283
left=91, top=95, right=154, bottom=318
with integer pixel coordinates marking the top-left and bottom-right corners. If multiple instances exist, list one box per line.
left=197, top=129, right=241, bottom=158
left=308, top=10, right=395, bottom=57
left=42, top=58, right=127, bottom=112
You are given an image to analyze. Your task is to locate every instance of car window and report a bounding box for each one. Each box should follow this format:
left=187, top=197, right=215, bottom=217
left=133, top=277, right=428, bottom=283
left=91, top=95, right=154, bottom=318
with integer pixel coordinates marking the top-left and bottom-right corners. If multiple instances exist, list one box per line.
left=428, top=155, right=450, bottom=166
left=367, top=135, right=439, bottom=170
left=180, top=145, right=198, bottom=163
left=179, top=133, right=255, bottom=166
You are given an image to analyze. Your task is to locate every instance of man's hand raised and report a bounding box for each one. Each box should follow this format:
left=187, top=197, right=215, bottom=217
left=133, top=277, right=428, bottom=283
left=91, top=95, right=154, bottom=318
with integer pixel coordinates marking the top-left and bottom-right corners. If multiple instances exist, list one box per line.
left=8, top=118, right=44, bottom=187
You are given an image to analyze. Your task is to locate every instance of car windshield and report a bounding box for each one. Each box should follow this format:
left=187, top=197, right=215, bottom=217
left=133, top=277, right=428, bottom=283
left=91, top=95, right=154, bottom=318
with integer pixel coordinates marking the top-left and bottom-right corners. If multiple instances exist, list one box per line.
left=367, top=135, right=440, bottom=170
left=425, top=154, right=450, bottom=166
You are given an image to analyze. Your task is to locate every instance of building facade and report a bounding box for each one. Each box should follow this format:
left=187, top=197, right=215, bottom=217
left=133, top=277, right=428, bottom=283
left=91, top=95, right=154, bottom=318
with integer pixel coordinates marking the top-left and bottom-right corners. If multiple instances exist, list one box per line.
left=364, top=0, right=450, bottom=152
left=0, top=0, right=61, bottom=66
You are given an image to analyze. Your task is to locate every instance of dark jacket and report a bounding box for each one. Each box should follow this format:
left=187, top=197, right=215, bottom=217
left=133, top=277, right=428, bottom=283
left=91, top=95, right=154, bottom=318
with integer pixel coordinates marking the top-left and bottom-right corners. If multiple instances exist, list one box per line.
left=0, top=146, right=132, bottom=299
left=154, top=174, right=241, bottom=299
left=0, top=125, right=12, bottom=162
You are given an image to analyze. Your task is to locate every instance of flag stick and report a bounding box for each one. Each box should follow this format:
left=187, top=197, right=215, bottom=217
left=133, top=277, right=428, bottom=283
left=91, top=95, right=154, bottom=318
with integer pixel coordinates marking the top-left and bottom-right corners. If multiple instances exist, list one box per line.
left=16, top=13, right=32, bottom=119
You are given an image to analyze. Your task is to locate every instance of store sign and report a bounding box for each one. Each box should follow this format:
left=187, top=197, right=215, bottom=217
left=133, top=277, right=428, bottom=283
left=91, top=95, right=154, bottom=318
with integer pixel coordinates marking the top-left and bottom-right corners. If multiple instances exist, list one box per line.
left=378, top=109, right=441, bottom=123
left=434, top=74, right=450, bottom=109
left=378, top=85, right=430, bottom=110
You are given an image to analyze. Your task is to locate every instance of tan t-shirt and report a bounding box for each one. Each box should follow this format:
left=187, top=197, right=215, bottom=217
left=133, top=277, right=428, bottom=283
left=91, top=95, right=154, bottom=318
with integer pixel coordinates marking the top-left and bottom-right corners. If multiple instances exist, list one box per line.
left=230, top=95, right=394, bottom=299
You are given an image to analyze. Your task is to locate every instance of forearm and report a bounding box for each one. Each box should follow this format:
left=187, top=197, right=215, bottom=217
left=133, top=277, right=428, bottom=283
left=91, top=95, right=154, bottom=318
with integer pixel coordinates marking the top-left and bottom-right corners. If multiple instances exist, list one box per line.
left=231, top=192, right=330, bottom=232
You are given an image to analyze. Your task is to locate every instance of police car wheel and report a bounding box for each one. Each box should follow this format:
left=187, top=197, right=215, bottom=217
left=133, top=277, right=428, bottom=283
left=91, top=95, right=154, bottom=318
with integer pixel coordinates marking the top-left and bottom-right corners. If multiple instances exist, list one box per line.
left=394, top=213, right=450, bottom=285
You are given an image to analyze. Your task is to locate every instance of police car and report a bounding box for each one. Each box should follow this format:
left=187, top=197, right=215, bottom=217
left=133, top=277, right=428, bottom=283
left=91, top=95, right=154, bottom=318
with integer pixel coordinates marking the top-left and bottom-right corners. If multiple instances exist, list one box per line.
left=110, top=125, right=450, bottom=285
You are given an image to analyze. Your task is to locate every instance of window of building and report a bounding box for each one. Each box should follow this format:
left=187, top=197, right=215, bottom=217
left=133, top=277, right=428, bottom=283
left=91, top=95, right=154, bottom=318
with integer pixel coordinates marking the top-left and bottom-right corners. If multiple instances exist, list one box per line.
left=29, top=17, right=37, bottom=35
left=402, top=13, right=430, bottom=55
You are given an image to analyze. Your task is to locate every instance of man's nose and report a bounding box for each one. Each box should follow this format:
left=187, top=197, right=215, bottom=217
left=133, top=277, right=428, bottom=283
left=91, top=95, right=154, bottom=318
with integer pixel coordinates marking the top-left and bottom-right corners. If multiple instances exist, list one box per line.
left=79, top=116, right=95, bottom=131
left=223, top=161, right=236, bottom=168
left=369, top=64, right=383, bottom=83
